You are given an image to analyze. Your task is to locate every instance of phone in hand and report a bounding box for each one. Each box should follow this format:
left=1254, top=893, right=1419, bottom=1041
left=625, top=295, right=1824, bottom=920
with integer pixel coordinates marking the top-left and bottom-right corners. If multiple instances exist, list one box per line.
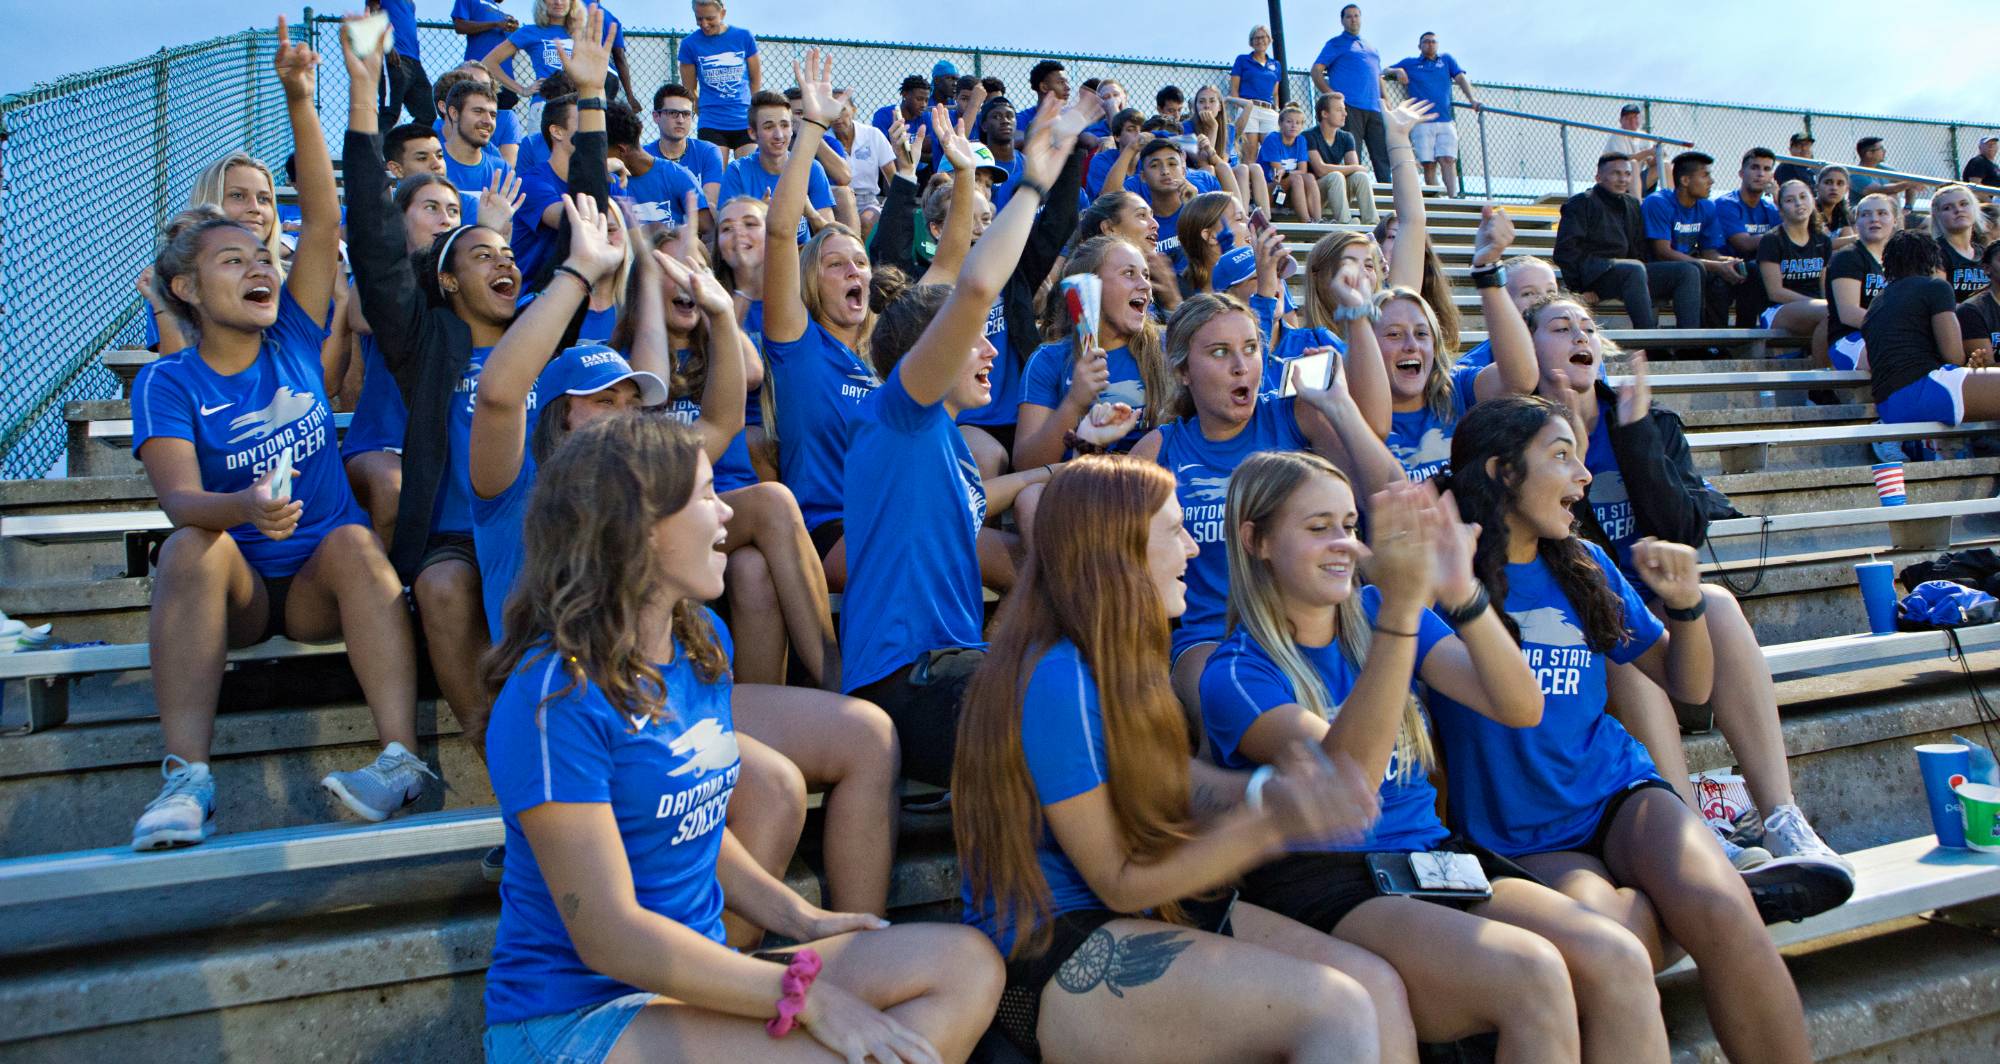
left=1249, top=206, right=1270, bottom=234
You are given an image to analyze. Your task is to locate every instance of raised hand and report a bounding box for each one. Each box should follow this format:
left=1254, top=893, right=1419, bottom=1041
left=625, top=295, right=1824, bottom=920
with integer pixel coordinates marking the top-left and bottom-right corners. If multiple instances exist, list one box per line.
left=559, top=3, right=613, bottom=96
left=1290, top=348, right=1350, bottom=415
left=792, top=48, right=840, bottom=128
left=1073, top=402, right=1138, bottom=446
left=274, top=15, right=323, bottom=101
left=1328, top=258, right=1374, bottom=309
left=654, top=248, right=734, bottom=320
left=1022, top=91, right=1089, bottom=191
left=1384, top=98, right=1437, bottom=146
left=1261, top=741, right=1381, bottom=846
left=560, top=194, right=623, bottom=282
left=1064, top=345, right=1111, bottom=412
left=476, top=168, right=526, bottom=233
left=1368, top=480, right=1440, bottom=609
left=800, top=979, right=944, bottom=1064
left=933, top=104, right=976, bottom=174
left=1614, top=350, right=1651, bottom=427
left=1471, top=205, right=1515, bottom=268
left=1630, top=537, right=1704, bottom=612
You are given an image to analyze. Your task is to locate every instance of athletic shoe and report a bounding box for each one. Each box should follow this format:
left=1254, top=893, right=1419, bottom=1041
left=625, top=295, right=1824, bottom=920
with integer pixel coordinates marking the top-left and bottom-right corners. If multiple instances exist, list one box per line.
left=1763, top=804, right=1855, bottom=875
left=321, top=742, right=438, bottom=822
left=1742, top=860, right=1855, bottom=924
left=481, top=846, right=506, bottom=884
left=1715, top=826, right=1773, bottom=870
left=132, top=756, right=215, bottom=851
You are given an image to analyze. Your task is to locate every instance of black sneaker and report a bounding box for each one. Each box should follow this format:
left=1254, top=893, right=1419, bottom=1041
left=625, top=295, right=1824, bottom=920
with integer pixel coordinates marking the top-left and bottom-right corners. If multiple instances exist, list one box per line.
left=1742, top=857, right=1855, bottom=924
left=481, top=845, right=506, bottom=884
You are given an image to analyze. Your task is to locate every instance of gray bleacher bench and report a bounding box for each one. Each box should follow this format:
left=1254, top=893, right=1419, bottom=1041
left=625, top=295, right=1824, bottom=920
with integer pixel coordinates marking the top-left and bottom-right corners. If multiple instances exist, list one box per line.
left=0, top=637, right=347, bottom=733
left=1765, top=622, right=2000, bottom=680
left=1706, top=497, right=2000, bottom=553
left=1659, top=836, right=2000, bottom=977
left=1688, top=420, right=2000, bottom=473
left=101, top=349, right=159, bottom=397
left=1605, top=369, right=1865, bottom=393
left=85, top=410, right=353, bottom=447
left=1459, top=328, right=1809, bottom=357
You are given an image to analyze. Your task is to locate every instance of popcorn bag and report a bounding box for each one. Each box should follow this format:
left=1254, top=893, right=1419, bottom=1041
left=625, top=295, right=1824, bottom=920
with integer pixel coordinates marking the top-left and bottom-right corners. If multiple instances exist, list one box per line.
left=1062, top=275, right=1102, bottom=354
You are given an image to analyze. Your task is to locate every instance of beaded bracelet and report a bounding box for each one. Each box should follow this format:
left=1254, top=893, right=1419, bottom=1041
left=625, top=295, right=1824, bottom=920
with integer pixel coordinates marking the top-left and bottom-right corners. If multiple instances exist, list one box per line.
left=766, top=948, right=823, bottom=1038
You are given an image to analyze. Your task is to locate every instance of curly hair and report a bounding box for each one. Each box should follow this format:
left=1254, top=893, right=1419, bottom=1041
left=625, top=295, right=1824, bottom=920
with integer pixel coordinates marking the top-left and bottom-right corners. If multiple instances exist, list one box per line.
left=1448, top=395, right=1632, bottom=654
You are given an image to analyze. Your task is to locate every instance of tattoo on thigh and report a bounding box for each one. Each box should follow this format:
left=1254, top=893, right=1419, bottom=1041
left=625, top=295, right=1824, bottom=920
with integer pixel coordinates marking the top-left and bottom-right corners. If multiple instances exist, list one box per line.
left=561, top=891, right=581, bottom=921
left=1054, top=928, right=1193, bottom=997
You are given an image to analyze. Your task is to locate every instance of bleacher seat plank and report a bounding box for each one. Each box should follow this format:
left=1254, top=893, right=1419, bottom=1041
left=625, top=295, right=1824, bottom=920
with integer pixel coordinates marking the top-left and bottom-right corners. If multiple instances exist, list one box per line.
left=1765, top=623, right=2000, bottom=679
left=0, top=510, right=170, bottom=542
left=87, top=410, right=352, bottom=440
left=1659, top=837, right=2000, bottom=976
left=1607, top=370, right=1866, bottom=392
left=1460, top=327, right=1801, bottom=349
left=1690, top=420, right=2000, bottom=451
left=0, top=636, right=345, bottom=682
left=1707, top=497, right=2000, bottom=540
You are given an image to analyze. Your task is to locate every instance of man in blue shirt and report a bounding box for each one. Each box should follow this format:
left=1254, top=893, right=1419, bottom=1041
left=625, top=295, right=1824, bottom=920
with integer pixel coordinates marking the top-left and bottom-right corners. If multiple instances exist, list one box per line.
left=451, top=1, right=518, bottom=65
left=607, top=102, right=708, bottom=235
left=440, top=81, right=509, bottom=220
left=1387, top=32, right=1480, bottom=197
left=648, top=83, right=726, bottom=208
left=1643, top=151, right=1742, bottom=329
left=720, top=90, right=834, bottom=243
left=371, top=0, right=436, bottom=129
left=1310, top=4, right=1389, bottom=181
left=1015, top=60, right=1069, bottom=131
left=677, top=0, right=761, bottom=152
left=1717, top=147, right=1784, bottom=326
left=510, top=93, right=599, bottom=281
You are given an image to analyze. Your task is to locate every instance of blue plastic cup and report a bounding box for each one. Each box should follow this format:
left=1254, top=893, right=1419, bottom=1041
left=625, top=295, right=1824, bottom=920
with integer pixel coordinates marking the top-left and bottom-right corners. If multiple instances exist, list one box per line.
left=1917, top=743, right=1973, bottom=847
left=1855, top=559, right=1899, bottom=635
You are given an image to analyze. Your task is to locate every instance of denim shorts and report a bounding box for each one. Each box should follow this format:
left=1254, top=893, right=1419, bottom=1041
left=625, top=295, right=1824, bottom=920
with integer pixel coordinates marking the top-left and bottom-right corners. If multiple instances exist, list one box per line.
left=484, top=992, right=654, bottom=1064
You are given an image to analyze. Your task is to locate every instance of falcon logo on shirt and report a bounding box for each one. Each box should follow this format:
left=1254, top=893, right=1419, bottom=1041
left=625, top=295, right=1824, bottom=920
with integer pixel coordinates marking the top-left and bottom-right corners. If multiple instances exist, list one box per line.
left=667, top=717, right=741, bottom=778
left=227, top=387, right=319, bottom=443
left=1186, top=473, right=1229, bottom=503
left=1511, top=607, right=1587, bottom=648
left=1389, top=426, right=1451, bottom=484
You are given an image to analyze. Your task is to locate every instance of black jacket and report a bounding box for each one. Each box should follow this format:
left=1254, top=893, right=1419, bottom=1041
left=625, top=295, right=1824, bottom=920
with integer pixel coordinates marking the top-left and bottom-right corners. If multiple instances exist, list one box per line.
left=1573, top=380, right=1717, bottom=553
left=1554, top=186, right=1648, bottom=290
left=344, top=128, right=606, bottom=579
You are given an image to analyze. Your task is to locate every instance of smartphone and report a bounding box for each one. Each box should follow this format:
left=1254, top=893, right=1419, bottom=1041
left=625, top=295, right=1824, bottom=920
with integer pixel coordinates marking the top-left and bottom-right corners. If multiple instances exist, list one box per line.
left=1249, top=206, right=1270, bottom=234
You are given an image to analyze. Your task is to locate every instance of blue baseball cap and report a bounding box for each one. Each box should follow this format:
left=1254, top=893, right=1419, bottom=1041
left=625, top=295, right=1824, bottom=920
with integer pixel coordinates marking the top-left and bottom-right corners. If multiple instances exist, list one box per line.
left=534, top=344, right=668, bottom=407
left=932, top=60, right=958, bottom=79
left=1213, top=245, right=1259, bottom=291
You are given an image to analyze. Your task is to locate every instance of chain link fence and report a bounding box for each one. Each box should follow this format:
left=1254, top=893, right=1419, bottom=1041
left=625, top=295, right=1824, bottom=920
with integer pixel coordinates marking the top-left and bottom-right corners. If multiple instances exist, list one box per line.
left=4, top=12, right=1993, bottom=479
left=0, top=27, right=290, bottom=479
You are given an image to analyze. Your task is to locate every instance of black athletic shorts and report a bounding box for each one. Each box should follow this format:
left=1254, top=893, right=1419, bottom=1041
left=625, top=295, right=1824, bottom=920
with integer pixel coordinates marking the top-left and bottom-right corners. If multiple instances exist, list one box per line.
left=253, top=573, right=297, bottom=644
left=417, top=531, right=478, bottom=573
left=851, top=647, right=985, bottom=787
left=698, top=126, right=753, bottom=150
left=808, top=518, right=844, bottom=564
left=1565, top=777, right=1678, bottom=863
left=993, top=893, right=1237, bottom=1061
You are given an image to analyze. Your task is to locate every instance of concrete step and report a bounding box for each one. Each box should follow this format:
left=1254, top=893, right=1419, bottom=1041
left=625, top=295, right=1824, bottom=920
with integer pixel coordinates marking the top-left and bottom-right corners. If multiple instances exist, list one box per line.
left=1712, top=457, right=1999, bottom=519
left=1713, top=536, right=2000, bottom=645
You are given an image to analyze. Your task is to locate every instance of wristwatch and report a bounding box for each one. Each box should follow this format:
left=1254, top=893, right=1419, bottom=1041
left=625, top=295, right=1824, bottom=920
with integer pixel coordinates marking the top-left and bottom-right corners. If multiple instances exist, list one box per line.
left=1470, top=263, right=1507, bottom=290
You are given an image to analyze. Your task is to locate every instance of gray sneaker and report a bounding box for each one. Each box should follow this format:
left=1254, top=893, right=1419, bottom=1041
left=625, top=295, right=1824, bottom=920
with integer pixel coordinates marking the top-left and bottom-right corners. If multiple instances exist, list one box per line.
left=132, top=756, right=216, bottom=851
left=1714, top=825, right=1774, bottom=870
left=1763, top=803, right=1855, bottom=875
left=321, top=742, right=438, bottom=822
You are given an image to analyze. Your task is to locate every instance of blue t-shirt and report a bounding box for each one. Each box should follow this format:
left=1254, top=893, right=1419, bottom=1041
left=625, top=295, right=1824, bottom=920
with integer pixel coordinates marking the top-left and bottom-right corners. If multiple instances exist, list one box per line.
left=962, top=638, right=1116, bottom=955
left=1455, top=339, right=1493, bottom=373
left=1388, top=54, right=1465, bottom=122
left=452, top=0, right=511, bottom=61
left=1257, top=130, right=1314, bottom=184
left=663, top=348, right=758, bottom=495
left=436, top=113, right=521, bottom=155
left=339, top=335, right=407, bottom=459
left=1019, top=342, right=1150, bottom=454
left=1185, top=119, right=1240, bottom=168
left=1582, top=414, right=1641, bottom=584
left=720, top=156, right=832, bottom=244
left=433, top=346, right=499, bottom=537
left=1430, top=541, right=1663, bottom=857
left=516, top=132, right=549, bottom=174
left=957, top=297, right=1017, bottom=428
left=1386, top=364, right=1479, bottom=484
left=648, top=136, right=727, bottom=192
left=380, top=0, right=420, bottom=60
left=1642, top=189, right=1725, bottom=256
left=504, top=25, right=573, bottom=87
left=1201, top=585, right=1453, bottom=852
left=483, top=615, right=740, bottom=1024
left=130, top=289, right=364, bottom=578
left=840, top=372, right=989, bottom=692
left=620, top=156, right=707, bottom=227
left=511, top=159, right=568, bottom=283
left=442, top=145, right=509, bottom=225
left=1084, top=151, right=1121, bottom=200
left=1714, top=190, right=1781, bottom=250
left=1156, top=395, right=1309, bottom=657
left=1313, top=33, right=1383, bottom=111
left=677, top=26, right=759, bottom=132
left=1232, top=52, right=1283, bottom=105
left=766, top=319, right=878, bottom=532
left=741, top=299, right=765, bottom=428
left=1125, top=171, right=1221, bottom=274
left=473, top=444, right=535, bottom=637
left=1249, top=296, right=1344, bottom=393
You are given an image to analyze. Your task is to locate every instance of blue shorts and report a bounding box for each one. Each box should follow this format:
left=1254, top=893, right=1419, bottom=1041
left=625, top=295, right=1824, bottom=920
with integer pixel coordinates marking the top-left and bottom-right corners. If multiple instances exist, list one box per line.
left=1829, top=332, right=1869, bottom=372
left=1877, top=365, right=1968, bottom=426
left=484, top=992, right=653, bottom=1064
left=1757, top=304, right=1781, bottom=330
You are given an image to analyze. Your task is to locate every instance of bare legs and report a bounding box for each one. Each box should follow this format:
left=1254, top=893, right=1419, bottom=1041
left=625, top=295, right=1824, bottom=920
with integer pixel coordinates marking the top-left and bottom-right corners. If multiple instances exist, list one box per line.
left=720, top=482, right=838, bottom=689
left=412, top=557, right=491, bottom=756
left=343, top=451, right=401, bottom=549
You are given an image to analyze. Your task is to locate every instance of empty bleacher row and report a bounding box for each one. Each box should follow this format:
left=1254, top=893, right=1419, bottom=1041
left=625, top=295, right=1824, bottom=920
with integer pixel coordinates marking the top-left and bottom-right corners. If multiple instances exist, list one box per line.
left=4, top=182, right=2000, bottom=1061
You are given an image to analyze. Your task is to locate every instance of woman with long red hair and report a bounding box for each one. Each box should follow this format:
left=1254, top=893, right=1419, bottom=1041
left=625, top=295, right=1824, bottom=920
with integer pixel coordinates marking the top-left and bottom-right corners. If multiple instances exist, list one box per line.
left=953, top=454, right=1413, bottom=1063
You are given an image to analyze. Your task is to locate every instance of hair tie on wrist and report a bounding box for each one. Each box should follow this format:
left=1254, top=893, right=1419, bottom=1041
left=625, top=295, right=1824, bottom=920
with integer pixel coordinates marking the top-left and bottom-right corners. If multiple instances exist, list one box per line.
left=1014, top=176, right=1050, bottom=203
left=551, top=263, right=592, bottom=292
left=1372, top=622, right=1421, bottom=639
left=766, top=948, right=823, bottom=1038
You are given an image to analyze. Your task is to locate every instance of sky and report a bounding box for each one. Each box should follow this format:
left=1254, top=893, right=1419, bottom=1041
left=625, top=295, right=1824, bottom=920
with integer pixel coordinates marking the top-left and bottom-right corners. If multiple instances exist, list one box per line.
left=3, top=1, right=1994, bottom=127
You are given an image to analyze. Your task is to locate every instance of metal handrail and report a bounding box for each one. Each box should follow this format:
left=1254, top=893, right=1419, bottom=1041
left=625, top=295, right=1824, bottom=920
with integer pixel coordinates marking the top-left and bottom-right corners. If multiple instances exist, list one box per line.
left=1772, top=154, right=1996, bottom=198
left=1472, top=103, right=1697, bottom=201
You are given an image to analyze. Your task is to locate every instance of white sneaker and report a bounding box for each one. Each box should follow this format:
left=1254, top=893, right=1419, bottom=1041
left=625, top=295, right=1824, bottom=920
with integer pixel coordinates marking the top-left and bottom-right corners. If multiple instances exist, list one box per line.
left=132, top=756, right=215, bottom=851
left=321, top=742, right=438, bottom=822
left=1763, top=804, right=1855, bottom=875
left=1714, top=825, right=1773, bottom=870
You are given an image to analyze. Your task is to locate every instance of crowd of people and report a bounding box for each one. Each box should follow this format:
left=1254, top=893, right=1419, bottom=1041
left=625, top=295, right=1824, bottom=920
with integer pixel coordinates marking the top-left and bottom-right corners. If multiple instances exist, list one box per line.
left=110, top=2, right=2000, bottom=1061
